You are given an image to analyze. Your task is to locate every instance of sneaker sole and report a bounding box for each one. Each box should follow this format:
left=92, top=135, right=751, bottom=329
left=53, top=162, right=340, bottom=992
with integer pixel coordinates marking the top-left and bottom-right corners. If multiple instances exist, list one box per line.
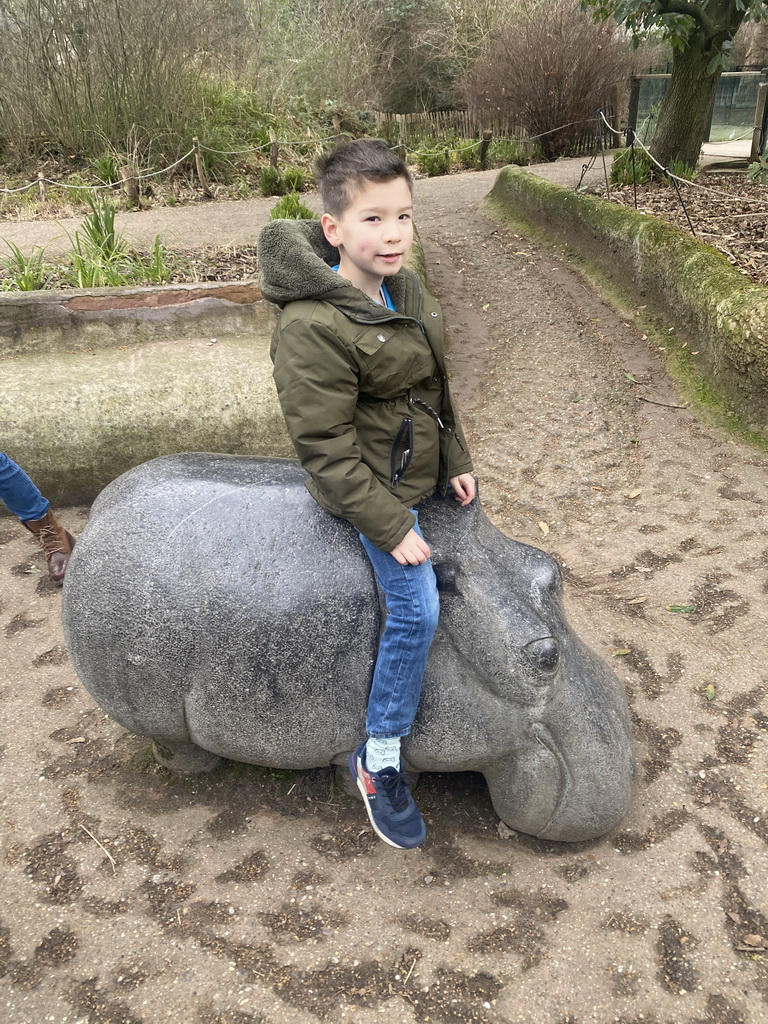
left=350, top=754, right=421, bottom=850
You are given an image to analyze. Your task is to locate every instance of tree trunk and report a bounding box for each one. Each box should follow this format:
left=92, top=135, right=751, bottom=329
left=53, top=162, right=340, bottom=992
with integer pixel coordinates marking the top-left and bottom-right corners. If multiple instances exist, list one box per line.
left=650, top=37, right=723, bottom=168
left=742, top=19, right=768, bottom=69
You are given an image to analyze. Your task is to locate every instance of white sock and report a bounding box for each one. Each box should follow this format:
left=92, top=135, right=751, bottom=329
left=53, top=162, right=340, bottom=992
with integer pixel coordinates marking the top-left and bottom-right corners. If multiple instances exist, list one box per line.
left=365, top=736, right=401, bottom=773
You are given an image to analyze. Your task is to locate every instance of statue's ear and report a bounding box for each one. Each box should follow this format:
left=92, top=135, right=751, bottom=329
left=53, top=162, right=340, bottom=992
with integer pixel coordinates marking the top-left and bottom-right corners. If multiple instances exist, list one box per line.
left=433, top=561, right=459, bottom=593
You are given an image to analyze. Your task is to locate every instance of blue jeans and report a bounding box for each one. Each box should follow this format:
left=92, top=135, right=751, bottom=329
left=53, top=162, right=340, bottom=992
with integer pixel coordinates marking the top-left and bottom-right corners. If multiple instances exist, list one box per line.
left=358, top=510, right=440, bottom=738
left=0, top=452, right=49, bottom=522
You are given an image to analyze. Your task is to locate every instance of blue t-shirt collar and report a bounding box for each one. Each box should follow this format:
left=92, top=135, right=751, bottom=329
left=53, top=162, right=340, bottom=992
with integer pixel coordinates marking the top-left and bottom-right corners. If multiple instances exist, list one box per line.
left=332, top=264, right=395, bottom=311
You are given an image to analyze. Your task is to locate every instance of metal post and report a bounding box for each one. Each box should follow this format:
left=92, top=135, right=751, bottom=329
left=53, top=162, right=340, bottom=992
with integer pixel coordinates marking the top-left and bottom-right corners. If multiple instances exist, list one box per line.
left=751, top=79, right=768, bottom=161
left=627, top=77, right=641, bottom=135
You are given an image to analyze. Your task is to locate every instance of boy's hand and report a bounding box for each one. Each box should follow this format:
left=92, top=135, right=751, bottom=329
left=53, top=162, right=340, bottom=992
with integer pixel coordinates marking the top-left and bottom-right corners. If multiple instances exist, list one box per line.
left=450, top=474, right=476, bottom=507
left=390, top=529, right=431, bottom=565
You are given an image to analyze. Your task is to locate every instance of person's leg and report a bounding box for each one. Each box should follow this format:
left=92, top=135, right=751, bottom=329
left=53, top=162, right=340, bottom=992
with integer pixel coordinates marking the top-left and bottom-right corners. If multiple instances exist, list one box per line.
left=349, top=511, right=438, bottom=849
left=0, top=452, right=75, bottom=584
left=358, top=513, right=439, bottom=746
left=0, top=451, right=50, bottom=521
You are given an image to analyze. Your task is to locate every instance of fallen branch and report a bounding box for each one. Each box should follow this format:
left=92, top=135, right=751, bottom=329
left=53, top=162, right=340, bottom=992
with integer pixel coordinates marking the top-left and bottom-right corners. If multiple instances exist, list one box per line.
left=636, top=395, right=687, bottom=409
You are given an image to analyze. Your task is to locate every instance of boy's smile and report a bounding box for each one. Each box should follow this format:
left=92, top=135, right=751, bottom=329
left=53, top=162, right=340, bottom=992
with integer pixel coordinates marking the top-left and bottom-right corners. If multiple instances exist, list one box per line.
left=321, top=177, right=414, bottom=304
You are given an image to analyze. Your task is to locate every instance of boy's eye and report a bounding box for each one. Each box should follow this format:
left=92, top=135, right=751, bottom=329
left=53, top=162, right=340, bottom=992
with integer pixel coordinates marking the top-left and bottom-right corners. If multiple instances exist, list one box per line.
left=400, top=214, right=412, bottom=221
left=366, top=216, right=380, bottom=222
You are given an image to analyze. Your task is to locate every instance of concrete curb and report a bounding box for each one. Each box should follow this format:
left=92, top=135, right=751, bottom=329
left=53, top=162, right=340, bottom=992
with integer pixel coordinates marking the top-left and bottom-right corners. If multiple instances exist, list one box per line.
left=0, top=280, right=264, bottom=355
left=481, top=166, right=768, bottom=437
left=0, top=280, right=295, bottom=505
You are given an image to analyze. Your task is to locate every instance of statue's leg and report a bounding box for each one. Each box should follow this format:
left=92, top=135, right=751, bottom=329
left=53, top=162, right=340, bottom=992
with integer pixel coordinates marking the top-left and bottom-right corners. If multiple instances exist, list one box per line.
left=152, top=739, right=223, bottom=774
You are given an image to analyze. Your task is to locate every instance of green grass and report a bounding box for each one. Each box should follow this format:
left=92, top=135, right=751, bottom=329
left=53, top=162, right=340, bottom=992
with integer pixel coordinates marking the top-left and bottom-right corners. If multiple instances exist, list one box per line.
left=0, top=194, right=192, bottom=291
left=269, top=192, right=317, bottom=220
left=2, top=241, right=52, bottom=290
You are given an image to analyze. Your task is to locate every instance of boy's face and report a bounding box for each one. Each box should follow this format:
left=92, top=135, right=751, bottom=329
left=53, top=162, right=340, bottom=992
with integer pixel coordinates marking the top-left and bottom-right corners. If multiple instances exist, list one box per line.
left=321, top=176, right=414, bottom=299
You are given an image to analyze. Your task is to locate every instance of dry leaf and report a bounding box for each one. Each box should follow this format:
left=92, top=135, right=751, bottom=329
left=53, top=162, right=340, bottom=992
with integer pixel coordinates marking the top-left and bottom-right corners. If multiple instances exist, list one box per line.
left=628, top=488, right=643, bottom=499
left=627, top=596, right=648, bottom=605
left=538, top=521, right=550, bottom=535
left=743, top=934, right=766, bottom=947
left=67, top=737, right=86, bottom=744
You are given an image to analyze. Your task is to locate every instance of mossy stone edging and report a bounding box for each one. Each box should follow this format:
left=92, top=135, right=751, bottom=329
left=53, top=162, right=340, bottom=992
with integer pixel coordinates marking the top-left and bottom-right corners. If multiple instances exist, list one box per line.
left=480, top=165, right=768, bottom=437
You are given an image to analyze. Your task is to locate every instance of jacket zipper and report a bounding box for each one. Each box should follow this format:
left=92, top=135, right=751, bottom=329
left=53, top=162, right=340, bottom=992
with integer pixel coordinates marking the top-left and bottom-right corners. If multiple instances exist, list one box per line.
left=390, top=417, right=414, bottom=487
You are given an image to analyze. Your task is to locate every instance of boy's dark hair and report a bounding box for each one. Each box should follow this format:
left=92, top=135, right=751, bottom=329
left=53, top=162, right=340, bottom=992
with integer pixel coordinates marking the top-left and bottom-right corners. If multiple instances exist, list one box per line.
left=315, top=138, right=412, bottom=217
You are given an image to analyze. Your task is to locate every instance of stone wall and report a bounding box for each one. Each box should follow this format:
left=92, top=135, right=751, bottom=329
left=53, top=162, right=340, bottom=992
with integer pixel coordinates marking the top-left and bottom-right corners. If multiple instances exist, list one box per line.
left=0, top=281, right=293, bottom=505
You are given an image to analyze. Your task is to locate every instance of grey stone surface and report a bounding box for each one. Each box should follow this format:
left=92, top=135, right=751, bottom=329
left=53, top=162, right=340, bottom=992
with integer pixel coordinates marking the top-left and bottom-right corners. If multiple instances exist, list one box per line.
left=62, top=452, right=635, bottom=842
left=1, top=309, right=293, bottom=507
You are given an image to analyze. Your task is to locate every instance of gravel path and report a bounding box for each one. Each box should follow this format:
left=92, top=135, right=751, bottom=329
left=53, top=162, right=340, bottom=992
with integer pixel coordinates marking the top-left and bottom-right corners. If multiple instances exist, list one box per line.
left=2, top=158, right=767, bottom=1024
left=0, top=157, right=605, bottom=255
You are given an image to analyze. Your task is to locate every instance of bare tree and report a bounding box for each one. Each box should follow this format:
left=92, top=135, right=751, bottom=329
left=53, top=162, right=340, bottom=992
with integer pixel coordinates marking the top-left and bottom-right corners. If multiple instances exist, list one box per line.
left=462, top=0, right=631, bottom=159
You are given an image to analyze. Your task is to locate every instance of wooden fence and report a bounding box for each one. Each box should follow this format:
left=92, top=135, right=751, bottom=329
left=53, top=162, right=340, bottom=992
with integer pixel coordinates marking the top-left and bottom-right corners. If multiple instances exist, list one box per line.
left=370, top=107, right=619, bottom=157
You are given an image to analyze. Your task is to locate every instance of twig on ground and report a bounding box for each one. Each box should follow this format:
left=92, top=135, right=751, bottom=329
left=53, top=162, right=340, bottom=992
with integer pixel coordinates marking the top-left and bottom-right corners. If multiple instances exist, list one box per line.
left=79, top=822, right=117, bottom=873
left=403, top=957, right=419, bottom=985
left=636, top=395, right=687, bottom=409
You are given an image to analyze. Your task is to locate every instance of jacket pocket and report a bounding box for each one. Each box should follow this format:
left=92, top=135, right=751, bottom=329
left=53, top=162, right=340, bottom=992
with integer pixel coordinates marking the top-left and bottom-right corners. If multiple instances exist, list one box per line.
left=354, top=327, right=416, bottom=397
left=390, top=417, right=414, bottom=487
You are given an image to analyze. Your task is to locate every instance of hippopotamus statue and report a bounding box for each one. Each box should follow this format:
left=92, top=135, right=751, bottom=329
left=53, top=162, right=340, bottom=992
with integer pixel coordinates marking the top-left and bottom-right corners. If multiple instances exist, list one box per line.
left=62, top=453, right=635, bottom=842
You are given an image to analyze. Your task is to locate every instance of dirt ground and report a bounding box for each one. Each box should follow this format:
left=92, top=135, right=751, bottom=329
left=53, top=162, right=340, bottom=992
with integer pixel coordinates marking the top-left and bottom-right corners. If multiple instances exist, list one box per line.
left=2, top=161, right=767, bottom=1024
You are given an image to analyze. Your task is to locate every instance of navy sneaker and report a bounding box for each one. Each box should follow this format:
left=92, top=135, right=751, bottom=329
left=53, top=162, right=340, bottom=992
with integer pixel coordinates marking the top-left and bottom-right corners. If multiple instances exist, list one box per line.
left=349, top=744, right=426, bottom=850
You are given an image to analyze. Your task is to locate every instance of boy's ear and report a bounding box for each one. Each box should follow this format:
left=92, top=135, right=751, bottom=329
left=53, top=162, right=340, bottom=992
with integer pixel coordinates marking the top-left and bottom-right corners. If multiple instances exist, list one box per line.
left=321, top=213, right=341, bottom=248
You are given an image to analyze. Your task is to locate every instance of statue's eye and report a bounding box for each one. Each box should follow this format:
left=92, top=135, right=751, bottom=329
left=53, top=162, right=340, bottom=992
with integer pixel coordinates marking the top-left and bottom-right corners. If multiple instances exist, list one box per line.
left=524, top=637, right=560, bottom=674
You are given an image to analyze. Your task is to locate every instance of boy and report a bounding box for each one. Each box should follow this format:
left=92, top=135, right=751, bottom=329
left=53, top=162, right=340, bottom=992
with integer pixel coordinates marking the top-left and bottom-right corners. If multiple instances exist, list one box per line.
left=257, top=139, right=475, bottom=849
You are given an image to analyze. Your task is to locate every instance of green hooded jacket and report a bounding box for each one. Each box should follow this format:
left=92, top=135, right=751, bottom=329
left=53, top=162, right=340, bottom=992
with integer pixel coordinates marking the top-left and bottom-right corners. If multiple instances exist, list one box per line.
left=258, top=218, right=474, bottom=552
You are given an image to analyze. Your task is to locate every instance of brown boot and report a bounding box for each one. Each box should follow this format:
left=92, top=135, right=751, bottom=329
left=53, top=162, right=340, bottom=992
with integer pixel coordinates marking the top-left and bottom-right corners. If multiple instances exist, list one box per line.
left=23, top=509, right=76, bottom=585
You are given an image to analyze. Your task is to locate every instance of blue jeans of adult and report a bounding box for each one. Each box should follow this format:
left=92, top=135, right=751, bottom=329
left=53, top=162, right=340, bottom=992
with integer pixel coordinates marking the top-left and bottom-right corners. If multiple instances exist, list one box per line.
left=0, top=452, right=49, bottom=522
left=358, top=510, right=440, bottom=739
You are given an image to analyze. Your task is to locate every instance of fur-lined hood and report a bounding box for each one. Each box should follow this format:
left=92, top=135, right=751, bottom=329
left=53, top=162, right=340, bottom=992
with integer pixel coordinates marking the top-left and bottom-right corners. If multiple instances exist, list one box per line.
left=257, top=218, right=415, bottom=317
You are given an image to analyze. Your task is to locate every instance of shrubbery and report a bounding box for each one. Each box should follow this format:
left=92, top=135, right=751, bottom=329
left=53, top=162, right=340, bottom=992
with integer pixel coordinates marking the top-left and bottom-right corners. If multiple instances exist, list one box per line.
left=269, top=194, right=318, bottom=220
left=462, top=0, right=631, bottom=160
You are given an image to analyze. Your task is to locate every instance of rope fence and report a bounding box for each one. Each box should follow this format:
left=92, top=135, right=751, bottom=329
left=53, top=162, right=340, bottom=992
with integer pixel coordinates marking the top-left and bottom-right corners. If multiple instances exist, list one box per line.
left=598, top=110, right=768, bottom=209
left=0, top=116, right=611, bottom=199
left=5, top=110, right=763, bottom=231
left=591, top=109, right=768, bottom=243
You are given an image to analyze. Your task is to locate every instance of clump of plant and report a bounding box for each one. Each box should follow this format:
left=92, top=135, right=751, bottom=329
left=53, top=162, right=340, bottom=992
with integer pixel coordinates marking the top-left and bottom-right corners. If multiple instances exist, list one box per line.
left=2, top=242, right=52, bottom=290
left=61, top=194, right=175, bottom=287
left=452, top=139, right=482, bottom=171
left=91, top=151, right=121, bottom=185
left=416, top=150, right=451, bottom=177
left=665, top=158, right=697, bottom=183
left=132, top=237, right=177, bottom=284
left=269, top=193, right=317, bottom=220
left=610, top=147, right=653, bottom=186
left=259, top=166, right=282, bottom=196
left=747, top=154, right=768, bottom=186
left=488, top=139, right=530, bottom=167
left=260, top=164, right=309, bottom=197
left=282, top=166, right=306, bottom=192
